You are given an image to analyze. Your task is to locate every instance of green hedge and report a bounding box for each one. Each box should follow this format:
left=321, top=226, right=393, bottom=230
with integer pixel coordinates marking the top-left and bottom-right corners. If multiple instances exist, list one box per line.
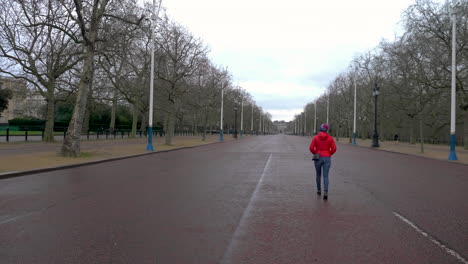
left=6, top=118, right=165, bottom=131
left=0, top=126, right=19, bottom=131
left=8, top=118, right=45, bottom=127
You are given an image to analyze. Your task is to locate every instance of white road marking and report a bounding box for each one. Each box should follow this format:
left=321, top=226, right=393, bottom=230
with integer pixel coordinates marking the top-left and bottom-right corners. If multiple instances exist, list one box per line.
left=0, top=211, right=36, bottom=225
left=220, top=153, right=273, bottom=264
left=393, top=211, right=468, bottom=264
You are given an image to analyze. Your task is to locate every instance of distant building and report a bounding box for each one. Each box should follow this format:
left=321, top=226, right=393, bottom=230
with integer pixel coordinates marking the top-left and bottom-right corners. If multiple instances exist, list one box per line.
left=0, top=76, right=45, bottom=124
left=274, top=120, right=288, bottom=133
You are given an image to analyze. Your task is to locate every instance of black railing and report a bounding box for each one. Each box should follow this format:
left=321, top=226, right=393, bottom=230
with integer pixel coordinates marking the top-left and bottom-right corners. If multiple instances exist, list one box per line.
left=0, top=126, right=246, bottom=143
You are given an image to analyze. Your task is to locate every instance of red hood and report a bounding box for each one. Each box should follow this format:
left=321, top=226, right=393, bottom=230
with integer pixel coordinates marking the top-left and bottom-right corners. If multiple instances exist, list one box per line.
left=318, top=132, right=329, bottom=141
left=309, top=131, right=337, bottom=157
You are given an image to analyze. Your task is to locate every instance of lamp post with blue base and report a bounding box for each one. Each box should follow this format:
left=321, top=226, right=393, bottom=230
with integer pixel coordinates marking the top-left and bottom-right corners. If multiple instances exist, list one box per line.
left=234, top=106, right=238, bottom=139
left=371, top=83, right=380, bottom=148
left=353, top=67, right=358, bottom=145
left=219, top=83, right=224, bottom=142
left=146, top=0, right=159, bottom=151
left=250, top=103, right=254, bottom=136
left=240, top=99, right=244, bottom=137
left=448, top=2, right=459, bottom=160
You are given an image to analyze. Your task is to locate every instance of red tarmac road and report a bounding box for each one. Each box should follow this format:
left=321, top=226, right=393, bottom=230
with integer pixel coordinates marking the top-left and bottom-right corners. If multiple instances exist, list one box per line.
left=0, top=135, right=467, bottom=264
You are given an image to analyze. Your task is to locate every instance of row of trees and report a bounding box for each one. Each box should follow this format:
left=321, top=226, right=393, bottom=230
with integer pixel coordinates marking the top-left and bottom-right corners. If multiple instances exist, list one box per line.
left=291, top=0, right=468, bottom=150
left=0, top=0, right=275, bottom=156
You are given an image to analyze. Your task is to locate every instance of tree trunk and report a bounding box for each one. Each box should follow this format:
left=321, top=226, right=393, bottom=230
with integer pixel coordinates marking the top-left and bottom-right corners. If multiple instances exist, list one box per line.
left=178, top=113, right=184, bottom=135
left=60, top=0, right=107, bottom=157
left=131, top=104, right=138, bottom=138
left=140, top=112, right=147, bottom=132
left=410, top=119, right=415, bottom=144
left=165, top=100, right=176, bottom=145
left=194, top=110, right=199, bottom=136
left=419, top=117, right=424, bottom=153
left=348, top=123, right=352, bottom=143
left=61, top=46, right=95, bottom=157
left=82, top=99, right=91, bottom=134
left=109, top=91, right=117, bottom=133
left=202, top=108, right=209, bottom=141
left=464, top=109, right=468, bottom=150
left=43, top=82, right=55, bottom=142
left=163, top=114, right=168, bottom=135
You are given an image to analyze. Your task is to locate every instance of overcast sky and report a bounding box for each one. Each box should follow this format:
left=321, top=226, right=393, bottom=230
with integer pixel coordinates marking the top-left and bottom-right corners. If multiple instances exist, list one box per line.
left=160, top=0, right=438, bottom=121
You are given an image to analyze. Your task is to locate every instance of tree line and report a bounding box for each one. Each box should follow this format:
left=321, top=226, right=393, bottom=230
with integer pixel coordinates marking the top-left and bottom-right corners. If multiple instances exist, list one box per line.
left=0, top=0, right=275, bottom=156
left=291, top=0, right=468, bottom=150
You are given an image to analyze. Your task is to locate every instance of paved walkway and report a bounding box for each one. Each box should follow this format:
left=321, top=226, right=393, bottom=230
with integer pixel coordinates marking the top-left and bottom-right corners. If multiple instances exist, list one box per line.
left=337, top=137, right=468, bottom=165
left=0, top=135, right=236, bottom=173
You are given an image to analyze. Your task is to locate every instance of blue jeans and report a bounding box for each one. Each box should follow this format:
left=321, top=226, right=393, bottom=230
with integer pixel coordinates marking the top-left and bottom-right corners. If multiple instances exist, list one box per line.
left=314, top=157, right=331, bottom=192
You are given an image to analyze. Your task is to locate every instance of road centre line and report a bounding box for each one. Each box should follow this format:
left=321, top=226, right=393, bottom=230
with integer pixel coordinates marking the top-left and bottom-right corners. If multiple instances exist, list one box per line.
left=220, top=153, right=273, bottom=264
left=393, top=211, right=468, bottom=264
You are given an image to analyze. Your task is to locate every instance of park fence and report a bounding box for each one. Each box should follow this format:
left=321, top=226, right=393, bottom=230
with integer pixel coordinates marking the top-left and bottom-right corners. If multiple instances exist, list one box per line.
left=0, top=126, right=229, bottom=143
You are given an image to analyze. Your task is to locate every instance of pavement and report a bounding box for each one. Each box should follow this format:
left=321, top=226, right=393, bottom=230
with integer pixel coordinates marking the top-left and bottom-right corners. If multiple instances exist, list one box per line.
left=0, top=135, right=234, bottom=174
left=0, top=134, right=467, bottom=263
left=338, top=137, right=468, bottom=164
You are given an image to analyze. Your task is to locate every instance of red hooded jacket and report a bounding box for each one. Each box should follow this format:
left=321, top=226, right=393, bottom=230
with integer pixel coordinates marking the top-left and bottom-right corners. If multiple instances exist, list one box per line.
left=309, top=132, right=337, bottom=157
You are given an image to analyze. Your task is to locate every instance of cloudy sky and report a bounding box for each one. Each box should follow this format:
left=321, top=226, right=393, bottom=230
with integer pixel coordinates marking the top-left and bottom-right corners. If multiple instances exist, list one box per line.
left=160, top=0, right=436, bottom=121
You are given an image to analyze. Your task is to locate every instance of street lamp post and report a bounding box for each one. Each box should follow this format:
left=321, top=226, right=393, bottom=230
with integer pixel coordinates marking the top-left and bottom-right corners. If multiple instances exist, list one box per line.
left=372, top=83, right=380, bottom=148
left=326, top=92, right=329, bottom=124
left=296, top=117, right=298, bottom=136
left=314, top=103, right=317, bottom=135
left=234, top=106, right=238, bottom=139
left=293, top=119, right=295, bottom=135
left=257, top=110, right=262, bottom=136
left=220, top=83, right=224, bottom=141
left=301, top=113, right=304, bottom=136
left=303, top=112, right=305, bottom=136
left=448, top=1, right=460, bottom=160
left=304, top=110, right=307, bottom=136
left=146, top=0, right=158, bottom=151
left=250, top=104, right=254, bottom=135
left=298, top=115, right=301, bottom=136
left=353, top=68, right=358, bottom=145
left=259, top=113, right=262, bottom=135
left=299, top=114, right=302, bottom=136
left=294, top=118, right=296, bottom=135
left=263, top=115, right=265, bottom=135
left=240, top=99, right=244, bottom=137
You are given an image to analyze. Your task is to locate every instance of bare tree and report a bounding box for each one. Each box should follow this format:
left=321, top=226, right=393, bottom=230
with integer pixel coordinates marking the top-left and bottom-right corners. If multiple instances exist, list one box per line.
left=56, top=0, right=143, bottom=156
left=98, top=15, right=153, bottom=137
left=155, top=21, right=208, bottom=145
left=403, top=0, right=468, bottom=148
left=0, top=0, right=82, bottom=141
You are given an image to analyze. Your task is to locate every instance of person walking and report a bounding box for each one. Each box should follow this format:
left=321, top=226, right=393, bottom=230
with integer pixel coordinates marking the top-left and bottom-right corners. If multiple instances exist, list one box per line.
left=309, top=123, right=337, bottom=200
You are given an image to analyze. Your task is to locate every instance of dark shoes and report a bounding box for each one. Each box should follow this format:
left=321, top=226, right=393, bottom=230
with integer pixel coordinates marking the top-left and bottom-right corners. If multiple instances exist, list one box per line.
left=317, top=190, right=328, bottom=200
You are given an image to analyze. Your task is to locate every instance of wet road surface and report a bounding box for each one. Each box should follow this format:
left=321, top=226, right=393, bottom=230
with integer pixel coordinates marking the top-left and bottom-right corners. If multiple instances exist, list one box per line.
left=0, top=135, right=467, bottom=263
